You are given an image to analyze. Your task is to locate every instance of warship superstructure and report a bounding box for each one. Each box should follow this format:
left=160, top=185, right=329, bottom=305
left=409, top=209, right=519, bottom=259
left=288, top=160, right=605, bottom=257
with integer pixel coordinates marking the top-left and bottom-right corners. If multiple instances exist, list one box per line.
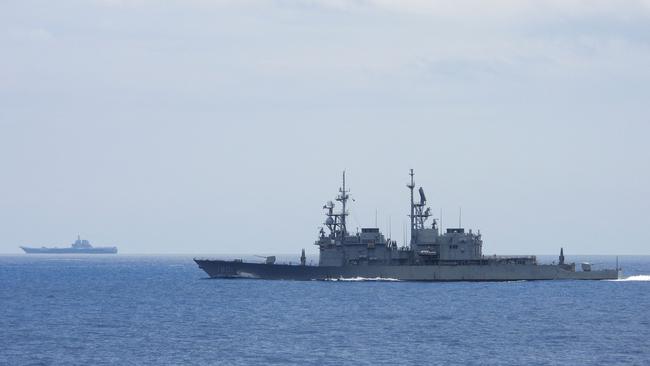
left=195, top=170, right=620, bottom=281
left=21, top=236, right=118, bottom=254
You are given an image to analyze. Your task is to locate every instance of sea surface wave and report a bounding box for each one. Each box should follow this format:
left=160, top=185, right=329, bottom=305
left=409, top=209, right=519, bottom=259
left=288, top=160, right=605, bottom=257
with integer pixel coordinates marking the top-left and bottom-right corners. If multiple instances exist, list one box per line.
left=1, top=255, right=649, bottom=365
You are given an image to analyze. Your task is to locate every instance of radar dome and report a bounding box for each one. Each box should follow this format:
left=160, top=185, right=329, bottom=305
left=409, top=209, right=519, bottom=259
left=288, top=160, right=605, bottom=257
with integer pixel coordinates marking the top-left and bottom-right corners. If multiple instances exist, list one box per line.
left=326, top=217, right=334, bottom=225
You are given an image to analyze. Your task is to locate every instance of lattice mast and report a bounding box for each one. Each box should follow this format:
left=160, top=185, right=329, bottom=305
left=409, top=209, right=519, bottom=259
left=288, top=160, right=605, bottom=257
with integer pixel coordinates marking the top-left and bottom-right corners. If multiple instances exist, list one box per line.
left=407, top=169, right=431, bottom=248
left=322, top=171, right=350, bottom=239
left=336, top=171, right=349, bottom=236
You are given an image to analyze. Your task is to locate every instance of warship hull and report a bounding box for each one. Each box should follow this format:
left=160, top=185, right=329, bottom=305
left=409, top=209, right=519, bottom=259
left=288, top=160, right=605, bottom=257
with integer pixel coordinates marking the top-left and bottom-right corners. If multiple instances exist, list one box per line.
left=195, top=170, right=620, bottom=282
left=20, top=246, right=118, bottom=254
left=195, top=259, right=619, bottom=281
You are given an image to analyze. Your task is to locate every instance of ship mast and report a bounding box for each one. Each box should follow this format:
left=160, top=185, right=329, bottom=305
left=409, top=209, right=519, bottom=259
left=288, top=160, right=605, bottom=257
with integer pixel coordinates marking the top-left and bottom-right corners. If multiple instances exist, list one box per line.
left=337, top=171, right=349, bottom=236
left=407, top=169, right=415, bottom=247
left=321, top=171, right=351, bottom=240
left=407, top=169, right=431, bottom=249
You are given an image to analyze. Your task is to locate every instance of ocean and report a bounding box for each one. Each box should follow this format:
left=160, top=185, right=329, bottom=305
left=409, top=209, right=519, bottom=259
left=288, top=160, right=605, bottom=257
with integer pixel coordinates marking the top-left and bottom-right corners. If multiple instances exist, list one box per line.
left=1, top=255, right=649, bottom=365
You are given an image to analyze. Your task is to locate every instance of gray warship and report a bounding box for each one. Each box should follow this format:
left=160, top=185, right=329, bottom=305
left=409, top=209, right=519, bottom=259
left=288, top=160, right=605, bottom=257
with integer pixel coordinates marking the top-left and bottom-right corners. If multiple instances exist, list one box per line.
left=21, top=235, right=118, bottom=254
left=195, top=170, right=620, bottom=281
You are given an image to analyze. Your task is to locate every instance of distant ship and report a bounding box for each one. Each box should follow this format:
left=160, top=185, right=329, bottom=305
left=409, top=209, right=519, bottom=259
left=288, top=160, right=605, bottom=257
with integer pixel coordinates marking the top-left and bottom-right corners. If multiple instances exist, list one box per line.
left=196, top=170, right=620, bottom=281
left=21, top=235, right=118, bottom=254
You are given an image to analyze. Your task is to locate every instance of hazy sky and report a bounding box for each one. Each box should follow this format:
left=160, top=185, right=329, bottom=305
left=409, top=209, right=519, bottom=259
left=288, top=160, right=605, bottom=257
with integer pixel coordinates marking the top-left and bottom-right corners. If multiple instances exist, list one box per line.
left=1, top=1, right=649, bottom=255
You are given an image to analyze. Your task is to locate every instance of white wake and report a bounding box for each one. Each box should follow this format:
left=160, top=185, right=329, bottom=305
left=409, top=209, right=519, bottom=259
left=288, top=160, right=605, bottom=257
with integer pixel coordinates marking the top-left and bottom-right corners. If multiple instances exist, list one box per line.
left=608, top=275, right=650, bottom=282
left=325, top=277, right=401, bottom=282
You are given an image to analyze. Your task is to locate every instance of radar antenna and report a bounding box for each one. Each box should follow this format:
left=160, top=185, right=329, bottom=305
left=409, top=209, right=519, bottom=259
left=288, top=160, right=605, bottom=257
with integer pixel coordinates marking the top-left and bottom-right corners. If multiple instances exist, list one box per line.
left=407, top=169, right=431, bottom=248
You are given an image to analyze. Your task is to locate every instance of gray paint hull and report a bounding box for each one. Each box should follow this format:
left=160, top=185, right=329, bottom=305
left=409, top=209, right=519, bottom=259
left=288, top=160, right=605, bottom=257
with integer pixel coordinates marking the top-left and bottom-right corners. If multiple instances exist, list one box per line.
left=20, top=246, right=118, bottom=254
left=195, top=259, right=619, bottom=281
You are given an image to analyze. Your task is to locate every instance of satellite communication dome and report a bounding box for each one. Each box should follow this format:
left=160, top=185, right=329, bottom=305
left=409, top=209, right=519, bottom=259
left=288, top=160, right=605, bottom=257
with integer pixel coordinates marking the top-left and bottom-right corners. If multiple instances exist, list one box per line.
left=326, top=217, right=334, bottom=225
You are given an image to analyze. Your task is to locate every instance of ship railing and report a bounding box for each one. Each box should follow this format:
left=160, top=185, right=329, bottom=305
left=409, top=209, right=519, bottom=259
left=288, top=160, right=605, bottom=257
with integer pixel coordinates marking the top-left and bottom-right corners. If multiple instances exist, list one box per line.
left=485, top=255, right=536, bottom=259
left=484, top=255, right=537, bottom=263
left=193, top=257, right=319, bottom=266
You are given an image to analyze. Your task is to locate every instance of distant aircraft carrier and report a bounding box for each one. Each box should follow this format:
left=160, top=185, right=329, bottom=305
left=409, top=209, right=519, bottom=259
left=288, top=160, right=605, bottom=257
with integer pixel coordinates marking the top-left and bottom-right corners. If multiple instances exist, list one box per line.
left=21, top=236, right=118, bottom=254
left=196, top=170, right=619, bottom=281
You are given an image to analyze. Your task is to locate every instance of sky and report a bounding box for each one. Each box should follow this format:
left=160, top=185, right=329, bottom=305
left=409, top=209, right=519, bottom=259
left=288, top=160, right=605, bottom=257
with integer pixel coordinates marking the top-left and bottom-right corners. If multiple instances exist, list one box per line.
left=1, top=0, right=649, bottom=255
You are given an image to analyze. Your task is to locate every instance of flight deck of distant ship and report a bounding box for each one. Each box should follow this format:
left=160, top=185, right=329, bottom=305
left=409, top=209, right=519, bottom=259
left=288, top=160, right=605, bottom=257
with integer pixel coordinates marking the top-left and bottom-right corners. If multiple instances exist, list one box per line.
left=21, top=236, right=118, bottom=254
left=195, top=170, right=620, bottom=281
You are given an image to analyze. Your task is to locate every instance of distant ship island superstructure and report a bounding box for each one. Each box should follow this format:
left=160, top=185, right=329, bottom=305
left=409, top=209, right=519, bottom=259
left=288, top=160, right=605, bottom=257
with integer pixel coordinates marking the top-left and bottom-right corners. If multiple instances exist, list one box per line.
left=21, top=236, right=118, bottom=254
left=196, top=170, right=619, bottom=281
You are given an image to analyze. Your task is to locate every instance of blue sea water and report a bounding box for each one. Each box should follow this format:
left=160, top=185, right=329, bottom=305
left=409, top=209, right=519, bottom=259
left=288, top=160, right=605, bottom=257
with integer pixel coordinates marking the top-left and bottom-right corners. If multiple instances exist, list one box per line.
left=1, top=255, right=650, bottom=366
